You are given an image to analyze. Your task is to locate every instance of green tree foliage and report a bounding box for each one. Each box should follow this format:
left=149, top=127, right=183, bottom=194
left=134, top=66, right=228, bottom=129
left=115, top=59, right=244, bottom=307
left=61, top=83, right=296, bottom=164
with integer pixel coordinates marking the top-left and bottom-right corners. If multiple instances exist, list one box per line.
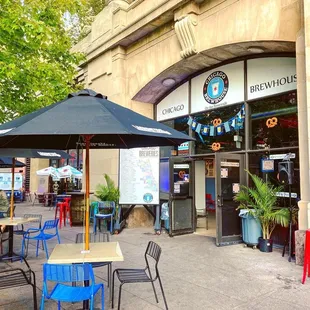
left=67, top=0, right=105, bottom=42
left=0, top=0, right=85, bottom=122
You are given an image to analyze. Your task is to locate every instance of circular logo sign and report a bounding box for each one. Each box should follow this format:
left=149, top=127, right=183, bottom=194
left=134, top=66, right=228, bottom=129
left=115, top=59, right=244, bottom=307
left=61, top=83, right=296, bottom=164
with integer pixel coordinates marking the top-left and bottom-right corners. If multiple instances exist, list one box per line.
left=203, top=71, right=229, bottom=104
left=143, top=193, right=153, bottom=203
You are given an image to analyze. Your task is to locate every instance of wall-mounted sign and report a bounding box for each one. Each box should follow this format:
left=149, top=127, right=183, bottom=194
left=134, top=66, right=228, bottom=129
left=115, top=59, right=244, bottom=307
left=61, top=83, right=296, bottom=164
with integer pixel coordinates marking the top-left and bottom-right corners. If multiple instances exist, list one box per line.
left=247, top=57, right=296, bottom=100
left=191, top=62, right=244, bottom=113
left=276, top=192, right=297, bottom=199
left=221, top=162, right=240, bottom=167
left=156, top=82, right=189, bottom=121
left=269, top=153, right=295, bottom=160
left=178, top=142, right=189, bottom=155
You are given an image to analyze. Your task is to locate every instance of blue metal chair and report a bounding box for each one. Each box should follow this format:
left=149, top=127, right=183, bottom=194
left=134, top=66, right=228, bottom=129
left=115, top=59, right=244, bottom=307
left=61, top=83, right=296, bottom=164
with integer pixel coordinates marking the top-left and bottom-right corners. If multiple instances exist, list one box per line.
left=40, top=263, right=104, bottom=310
left=76, top=232, right=112, bottom=287
left=21, top=219, right=60, bottom=260
left=92, top=201, right=115, bottom=234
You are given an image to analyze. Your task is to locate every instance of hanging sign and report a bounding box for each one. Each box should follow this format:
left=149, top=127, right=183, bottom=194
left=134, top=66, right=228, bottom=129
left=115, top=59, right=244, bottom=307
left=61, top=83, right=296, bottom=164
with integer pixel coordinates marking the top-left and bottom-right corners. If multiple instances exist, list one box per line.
left=191, top=62, right=244, bottom=113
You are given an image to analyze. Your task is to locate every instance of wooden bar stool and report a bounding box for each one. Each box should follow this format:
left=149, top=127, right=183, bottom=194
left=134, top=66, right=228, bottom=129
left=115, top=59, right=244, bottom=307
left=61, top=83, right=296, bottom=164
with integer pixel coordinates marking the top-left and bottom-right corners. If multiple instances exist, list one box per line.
left=302, top=229, right=310, bottom=284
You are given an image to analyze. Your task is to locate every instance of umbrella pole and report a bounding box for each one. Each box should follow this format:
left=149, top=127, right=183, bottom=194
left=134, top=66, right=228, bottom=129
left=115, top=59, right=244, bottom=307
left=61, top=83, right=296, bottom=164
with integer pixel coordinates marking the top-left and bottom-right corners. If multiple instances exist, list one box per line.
left=85, top=136, right=91, bottom=251
left=10, top=158, right=15, bottom=219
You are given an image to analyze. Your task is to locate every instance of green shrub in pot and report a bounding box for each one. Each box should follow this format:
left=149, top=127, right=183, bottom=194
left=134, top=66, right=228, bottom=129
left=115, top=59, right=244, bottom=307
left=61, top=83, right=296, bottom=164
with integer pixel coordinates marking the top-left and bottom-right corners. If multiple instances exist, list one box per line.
left=94, top=174, right=120, bottom=217
left=234, top=171, right=290, bottom=252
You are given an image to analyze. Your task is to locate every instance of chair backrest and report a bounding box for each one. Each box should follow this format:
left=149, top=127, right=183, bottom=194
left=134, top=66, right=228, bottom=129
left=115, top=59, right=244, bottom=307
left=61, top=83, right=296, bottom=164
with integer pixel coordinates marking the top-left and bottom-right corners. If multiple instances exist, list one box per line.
left=42, top=219, right=59, bottom=230
left=97, top=201, right=116, bottom=215
left=43, top=263, right=95, bottom=283
left=23, top=214, right=42, bottom=228
left=144, top=241, right=162, bottom=278
left=75, top=232, right=110, bottom=244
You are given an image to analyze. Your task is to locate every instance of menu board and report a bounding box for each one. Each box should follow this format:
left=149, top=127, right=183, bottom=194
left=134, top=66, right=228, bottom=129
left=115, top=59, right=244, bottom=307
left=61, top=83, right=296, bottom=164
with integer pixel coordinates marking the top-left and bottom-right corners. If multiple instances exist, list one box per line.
left=0, top=173, right=23, bottom=190
left=119, top=147, right=159, bottom=205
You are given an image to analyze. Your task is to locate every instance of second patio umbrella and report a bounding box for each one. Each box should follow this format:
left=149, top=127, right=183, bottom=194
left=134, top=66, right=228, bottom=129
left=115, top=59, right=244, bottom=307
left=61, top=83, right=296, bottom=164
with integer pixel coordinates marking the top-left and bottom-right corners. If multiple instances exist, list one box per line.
left=0, top=150, right=71, bottom=218
left=0, top=89, right=194, bottom=250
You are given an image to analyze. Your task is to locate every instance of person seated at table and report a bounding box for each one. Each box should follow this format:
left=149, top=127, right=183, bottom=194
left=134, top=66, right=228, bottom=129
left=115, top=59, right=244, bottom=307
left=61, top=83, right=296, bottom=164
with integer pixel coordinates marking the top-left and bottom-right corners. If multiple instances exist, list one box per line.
left=0, top=190, right=9, bottom=233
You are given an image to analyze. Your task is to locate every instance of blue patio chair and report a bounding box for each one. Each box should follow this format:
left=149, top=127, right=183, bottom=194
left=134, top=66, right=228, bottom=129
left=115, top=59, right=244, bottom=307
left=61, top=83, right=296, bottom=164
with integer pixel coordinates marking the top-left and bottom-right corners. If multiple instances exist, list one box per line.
left=21, top=219, right=60, bottom=260
left=93, top=201, right=115, bottom=234
left=40, top=263, right=104, bottom=310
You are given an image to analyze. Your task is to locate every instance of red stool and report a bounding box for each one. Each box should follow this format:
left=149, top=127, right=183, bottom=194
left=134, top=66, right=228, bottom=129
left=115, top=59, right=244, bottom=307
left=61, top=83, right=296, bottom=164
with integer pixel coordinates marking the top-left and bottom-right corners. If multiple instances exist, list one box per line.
left=302, top=229, right=310, bottom=284
left=63, top=197, right=72, bottom=227
left=55, top=202, right=66, bottom=229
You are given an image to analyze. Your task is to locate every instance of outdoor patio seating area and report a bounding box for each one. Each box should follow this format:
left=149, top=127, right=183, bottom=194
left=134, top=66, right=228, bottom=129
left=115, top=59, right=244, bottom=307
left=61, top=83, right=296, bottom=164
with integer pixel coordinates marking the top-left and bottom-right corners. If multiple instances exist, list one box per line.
left=0, top=202, right=308, bottom=310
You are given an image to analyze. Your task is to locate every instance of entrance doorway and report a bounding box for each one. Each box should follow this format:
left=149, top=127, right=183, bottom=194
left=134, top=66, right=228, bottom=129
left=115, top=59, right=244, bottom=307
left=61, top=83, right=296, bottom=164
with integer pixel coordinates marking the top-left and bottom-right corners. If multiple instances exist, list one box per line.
left=195, top=157, right=216, bottom=238
left=194, top=153, right=245, bottom=245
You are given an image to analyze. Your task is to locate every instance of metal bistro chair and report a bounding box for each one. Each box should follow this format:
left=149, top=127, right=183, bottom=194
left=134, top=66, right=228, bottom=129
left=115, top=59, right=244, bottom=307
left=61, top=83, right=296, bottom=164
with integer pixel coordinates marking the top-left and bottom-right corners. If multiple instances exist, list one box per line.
left=32, top=192, right=45, bottom=206
left=0, top=256, right=38, bottom=310
left=76, top=232, right=112, bottom=287
left=41, top=263, right=104, bottom=310
left=21, top=219, right=60, bottom=260
left=14, top=214, right=43, bottom=257
left=93, top=201, right=116, bottom=234
left=112, top=241, right=168, bottom=310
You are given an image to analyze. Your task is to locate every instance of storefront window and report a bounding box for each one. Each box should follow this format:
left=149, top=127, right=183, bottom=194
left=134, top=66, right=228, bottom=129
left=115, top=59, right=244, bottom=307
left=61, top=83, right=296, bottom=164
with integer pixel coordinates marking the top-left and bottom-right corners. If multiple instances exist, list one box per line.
left=250, top=92, right=298, bottom=149
left=194, top=103, right=245, bottom=154
left=161, top=116, right=189, bottom=157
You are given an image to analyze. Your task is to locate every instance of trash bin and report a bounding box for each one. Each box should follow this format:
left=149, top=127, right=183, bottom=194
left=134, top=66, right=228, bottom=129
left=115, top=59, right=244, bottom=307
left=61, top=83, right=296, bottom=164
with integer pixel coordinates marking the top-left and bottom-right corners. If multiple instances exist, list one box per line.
left=161, top=202, right=169, bottom=231
left=239, top=209, right=262, bottom=248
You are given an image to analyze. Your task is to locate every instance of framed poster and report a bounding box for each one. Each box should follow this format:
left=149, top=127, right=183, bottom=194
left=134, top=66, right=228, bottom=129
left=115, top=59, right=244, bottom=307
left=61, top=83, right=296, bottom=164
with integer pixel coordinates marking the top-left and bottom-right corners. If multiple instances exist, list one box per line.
left=119, top=147, right=159, bottom=205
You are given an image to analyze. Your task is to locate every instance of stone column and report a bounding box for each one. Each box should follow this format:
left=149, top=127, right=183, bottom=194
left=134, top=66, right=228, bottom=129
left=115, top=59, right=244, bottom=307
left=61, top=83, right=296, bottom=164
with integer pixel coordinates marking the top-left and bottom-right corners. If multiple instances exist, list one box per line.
left=295, top=0, right=310, bottom=265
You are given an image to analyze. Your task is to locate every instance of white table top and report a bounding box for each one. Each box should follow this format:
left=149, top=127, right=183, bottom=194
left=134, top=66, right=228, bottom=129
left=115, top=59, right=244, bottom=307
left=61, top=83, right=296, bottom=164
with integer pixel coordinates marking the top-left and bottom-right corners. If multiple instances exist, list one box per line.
left=0, top=217, right=37, bottom=226
left=48, top=242, right=124, bottom=264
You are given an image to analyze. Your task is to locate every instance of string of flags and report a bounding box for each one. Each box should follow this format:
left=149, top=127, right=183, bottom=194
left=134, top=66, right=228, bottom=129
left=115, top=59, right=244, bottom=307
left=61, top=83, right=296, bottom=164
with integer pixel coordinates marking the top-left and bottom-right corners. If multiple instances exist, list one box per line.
left=187, top=105, right=245, bottom=143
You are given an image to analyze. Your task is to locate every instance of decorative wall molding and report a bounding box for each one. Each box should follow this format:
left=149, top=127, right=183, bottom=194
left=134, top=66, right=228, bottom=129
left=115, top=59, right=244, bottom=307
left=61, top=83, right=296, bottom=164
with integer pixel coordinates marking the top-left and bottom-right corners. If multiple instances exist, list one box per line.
left=175, top=15, right=198, bottom=58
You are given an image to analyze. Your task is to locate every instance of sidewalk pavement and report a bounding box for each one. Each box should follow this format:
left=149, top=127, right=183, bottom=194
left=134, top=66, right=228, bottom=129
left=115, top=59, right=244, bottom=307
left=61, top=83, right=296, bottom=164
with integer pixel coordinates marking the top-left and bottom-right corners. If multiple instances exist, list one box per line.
left=0, top=202, right=308, bottom=310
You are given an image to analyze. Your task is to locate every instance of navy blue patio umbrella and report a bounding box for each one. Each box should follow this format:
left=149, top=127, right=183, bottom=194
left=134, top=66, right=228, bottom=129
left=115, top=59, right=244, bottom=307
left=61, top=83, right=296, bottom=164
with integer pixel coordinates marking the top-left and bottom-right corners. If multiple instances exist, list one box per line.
left=0, top=89, right=194, bottom=249
left=0, top=157, right=25, bottom=168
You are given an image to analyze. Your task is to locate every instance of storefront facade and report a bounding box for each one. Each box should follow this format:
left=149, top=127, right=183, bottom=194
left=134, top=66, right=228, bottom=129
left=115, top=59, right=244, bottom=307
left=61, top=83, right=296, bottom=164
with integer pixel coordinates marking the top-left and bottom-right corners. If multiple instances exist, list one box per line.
left=156, top=56, right=299, bottom=245
left=30, top=0, right=310, bottom=258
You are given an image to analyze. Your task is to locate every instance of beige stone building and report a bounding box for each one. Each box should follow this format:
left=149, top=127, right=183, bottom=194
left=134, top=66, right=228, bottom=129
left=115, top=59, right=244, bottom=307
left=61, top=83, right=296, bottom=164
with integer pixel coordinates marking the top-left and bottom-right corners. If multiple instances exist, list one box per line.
left=30, top=0, right=310, bottom=258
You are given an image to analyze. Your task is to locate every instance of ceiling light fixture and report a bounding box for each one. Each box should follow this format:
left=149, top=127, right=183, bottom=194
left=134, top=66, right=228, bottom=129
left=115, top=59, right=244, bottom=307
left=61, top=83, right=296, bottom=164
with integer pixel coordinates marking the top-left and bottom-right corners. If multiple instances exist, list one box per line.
left=162, top=78, right=176, bottom=87
left=247, top=46, right=265, bottom=54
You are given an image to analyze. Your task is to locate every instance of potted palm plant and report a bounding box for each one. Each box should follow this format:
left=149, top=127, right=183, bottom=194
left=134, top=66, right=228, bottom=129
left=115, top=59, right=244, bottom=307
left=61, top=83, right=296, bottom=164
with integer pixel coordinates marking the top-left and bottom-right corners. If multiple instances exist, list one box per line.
left=234, top=171, right=290, bottom=252
left=94, top=174, right=121, bottom=231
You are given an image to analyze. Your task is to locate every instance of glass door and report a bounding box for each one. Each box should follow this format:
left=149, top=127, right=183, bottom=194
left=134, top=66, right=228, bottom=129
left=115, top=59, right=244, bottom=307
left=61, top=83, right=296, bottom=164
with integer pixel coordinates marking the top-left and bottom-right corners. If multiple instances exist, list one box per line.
left=215, top=153, right=245, bottom=246
left=169, top=157, right=194, bottom=236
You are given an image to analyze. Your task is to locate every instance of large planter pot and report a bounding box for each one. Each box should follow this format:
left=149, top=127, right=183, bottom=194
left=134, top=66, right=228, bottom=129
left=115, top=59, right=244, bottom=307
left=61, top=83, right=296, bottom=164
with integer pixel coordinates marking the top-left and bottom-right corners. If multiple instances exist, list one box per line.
left=259, top=237, right=273, bottom=252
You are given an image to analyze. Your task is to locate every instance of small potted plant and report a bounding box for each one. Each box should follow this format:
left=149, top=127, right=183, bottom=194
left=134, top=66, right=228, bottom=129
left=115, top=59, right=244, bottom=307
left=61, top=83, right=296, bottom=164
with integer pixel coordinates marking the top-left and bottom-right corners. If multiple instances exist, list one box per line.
left=234, top=171, right=290, bottom=252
